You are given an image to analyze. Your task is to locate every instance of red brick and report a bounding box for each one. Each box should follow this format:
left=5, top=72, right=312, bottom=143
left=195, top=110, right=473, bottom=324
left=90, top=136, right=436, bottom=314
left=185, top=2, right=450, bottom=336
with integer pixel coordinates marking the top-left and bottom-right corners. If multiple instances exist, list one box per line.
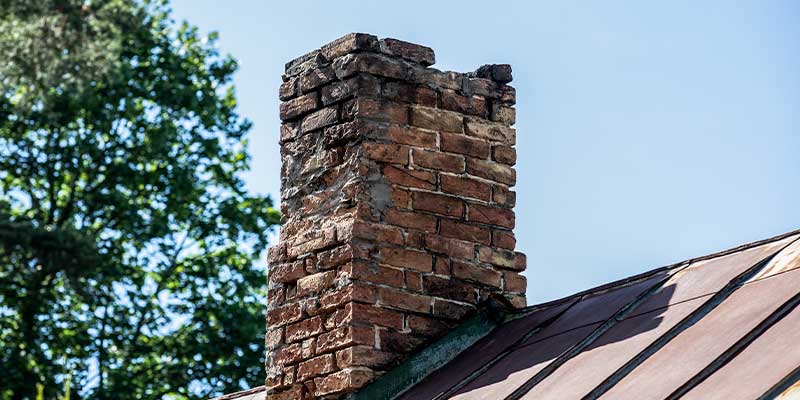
left=406, top=270, right=423, bottom=291
left=379, top=247, right=432, bottom=272
left=432, top=298, right=475, bottom=320
left=492, top=145, right=516, bottom=165
left=266, top=327, right=284, bottom=350
left=348, top=220, right=405, bottom=245
left=314, top=368, right=375, bottom=396
left=363, top=142, right=409, bottom=164
left=383, top=81, right=437, bottom=107
left=504, top=271, right=527, bottom=293
left=270, top=261, right=306, bottom=284
left=268, top=386, right=306, bottom=400
left=274, top=342, right=303, bottom=366
left=412, top=149, right=465, bottom=173
left=321, top=33, right=380, bottom=60
left=434, top=257, right=451, bottom=275
left=316, top=244, right=354, bottom=269
left=333, top=52, right=409, bottom=80
left=391, top=187, right=410, bottom=209
left=384, top=165, right=436, bottom=190
left=280, top=92, right=319, bottom=121
left=321, top=74, right=380, bottom=105
left=514, top=252, right=527, bottom=271
left=299, top=66, right=336, bottom=92
left=464, top=117, right=516, bottom=144
left=286, top=316, right=324, bottom=343
left=440, top=219, right=491, bottom=244
left=300, top=106, right=338, bottom=132
left=279, top=77, right=298, bottom=101
left=316, top=326, right=374, bottom=354
left=492, top=229, right=516, bottom=250
left=493, top=185, right=516, bottom=207
left=452, top=261, right=502, bottom=288
left=353, top=97, right=409, bottom=124
left=296, top=271, right=335, bottom=297
left=380, top=38, right=436, bottom=66
left=440, top=89, right=488, bottom=118
left=412, top=191, right=463, bottom=218
left=440, top=132, right=490, bottom=158
left=441, top=174, right=491, bottom=201
left=425, top=235, right=474, bottom=260
left=423, top=276, right=478, bottom=303
left=378, top=287, right=432, bottom=313
left=491, top=104, right=516, bottom=125
left=408, top=315, right=459, bottom=338
left=280, top=122, right=298, bottom=143
left=336, top=345, right=396, bottom=369
left=346, top=262, right=405, bottom=288
left=267, top=303, right=303, bottom=327
left=409, top=106, right=463, bottom=133
left=466, top=157, right=516, bottom=186
left=386, top=209, right=437, bottom=232
left=326, top=302, right=404, bottom=331
left=297, top=354, right=336, bottom=381
left=388, top=125, right=437, bottom=148
left=406, top=231, right=425, bottom=249
left=468, top=203, right=515, bottom=229
left=318, top=283, right=377, bottom=311
left=478, top=246, right=516, bottom=269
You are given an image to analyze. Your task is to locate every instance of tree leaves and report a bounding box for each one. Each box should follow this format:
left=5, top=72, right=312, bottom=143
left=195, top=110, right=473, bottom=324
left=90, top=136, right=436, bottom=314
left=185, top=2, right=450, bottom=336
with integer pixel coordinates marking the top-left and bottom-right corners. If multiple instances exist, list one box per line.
left=0, top=1, right=278, bottom=399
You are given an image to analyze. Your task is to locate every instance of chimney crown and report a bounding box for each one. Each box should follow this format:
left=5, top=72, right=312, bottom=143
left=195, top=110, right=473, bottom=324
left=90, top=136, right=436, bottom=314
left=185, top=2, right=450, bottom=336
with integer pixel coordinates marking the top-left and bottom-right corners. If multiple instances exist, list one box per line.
left=266, top=33, right=524, bottom=399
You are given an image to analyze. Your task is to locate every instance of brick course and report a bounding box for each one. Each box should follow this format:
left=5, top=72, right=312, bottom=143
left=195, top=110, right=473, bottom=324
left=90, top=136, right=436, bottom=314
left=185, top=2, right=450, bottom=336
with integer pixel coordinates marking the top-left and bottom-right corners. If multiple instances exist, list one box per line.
left=266, top=33, right=525, bottom=399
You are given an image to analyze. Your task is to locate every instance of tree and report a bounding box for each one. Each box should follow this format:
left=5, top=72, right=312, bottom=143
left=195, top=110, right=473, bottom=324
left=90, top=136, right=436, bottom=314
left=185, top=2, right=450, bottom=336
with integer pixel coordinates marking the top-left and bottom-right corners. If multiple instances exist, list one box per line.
left=0, top=1, right=280, bottom=398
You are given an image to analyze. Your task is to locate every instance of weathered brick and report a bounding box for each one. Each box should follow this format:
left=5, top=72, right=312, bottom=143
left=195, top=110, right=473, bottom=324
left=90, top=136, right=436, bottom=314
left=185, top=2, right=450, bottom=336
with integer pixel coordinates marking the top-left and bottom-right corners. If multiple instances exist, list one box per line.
left=318, top=283, right=377, bottom=311
left=408, top=315, right=459, bottom=338
left=378, top=287, right=432, bottom=313
left=379, top=247, right=432, bottom=272
left=363, top=142, right=409, bottom=164
left=514, top=252, right=526, bottom=271
left=379, top=330, right=425, bottom=354
left=405, top=269, right=423, bottom=291
left=385, top=208, right=437, bottom=232
left=379, top=38, right=435, bottom=66
left=411, top=191, right=463, bottom=218
left=387, top=125, right=437, bottom=148
left=468, top=203, right=515, bottom=228
left=492, top=145, right=516, bottom=165
left=478, top=246, right=516, bottom=269
left=412, top=149, right=465, bottom=173
left=466, top=157, right=516, bottom=186
left=493, top=185, right=516, bottom=207
left=266, top=327, right=284, bottom=350
left=314, top=368, right=375, bottom=396
left=432, top=298, right=475, bottom=320
left=316, top=326, right=374, bottom=354
left=440, top=89, right=488, bottom=118
left=300, top=106, right=338, bottom=132
left=336, top=346, right=396, bottom=369
left=351, top=98, right=409, bottom=124
left=383, top=81, right=437, bottom=107
left=504, top=271, right=527, bottom=293
left=346, top=261, right=405, bottom=288
left=270, top=261, right=307, bottom=283
left=321, top=33, right=380, bottom=60
left=280, top=92, right=319, bottom=121
left=440, top=132, right=490, bottom=159
left=441, top=174, right=491, bottom=201
left=425, top=234, right=474, bottom=260
left=492, top=229, right=516, bottom=250
left=333, top=52, right=409, bottom=80
left=297, top=354, right=336, bottom=381
left=286, top=316, right=324, bottom=343
left=321, top=74, right=380, bottom=105
left=317, top=244, right=354, bottom=269
left=491, top=104, right=516, bottom=125
left=475, top=64, right=513, bottom=83
left=267, top=303, right=303, bottom=327
left=440, top=219, right=491, bottom=244
left=409, top=106, right=463, bottom=133
left=274, top=342, right=303, bottom=366
left=423, top=276, right=478, bottom=303
left=464, top=117, right=515, bottom=144
left=384, top=165, right=436, bottom=191
left=452, top=261, right=502, bottom=288
left=279, top=77, right=298, bottom=101
left=296, top=271, right=335, bottom=297
left=268, top=386, right=306, bottom=400
left=300, top=66, right=336, bottom=92
left=349, top=220, right=405, bottom=245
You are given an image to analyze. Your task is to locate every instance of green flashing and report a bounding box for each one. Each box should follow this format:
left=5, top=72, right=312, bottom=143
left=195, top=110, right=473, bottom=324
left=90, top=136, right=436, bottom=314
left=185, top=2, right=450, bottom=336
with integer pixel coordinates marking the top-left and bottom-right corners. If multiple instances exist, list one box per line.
left=347, top=306, right=509, bottom=400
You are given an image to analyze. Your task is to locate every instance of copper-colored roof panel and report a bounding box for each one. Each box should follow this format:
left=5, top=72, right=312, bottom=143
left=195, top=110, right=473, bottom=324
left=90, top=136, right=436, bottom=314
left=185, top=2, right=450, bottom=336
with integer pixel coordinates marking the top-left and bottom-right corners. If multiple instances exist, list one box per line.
left=600, top=266, right=800, bottom=399
left=396, top=299, right=577, bottom=400
left=519, top=296, right=709, bottom=399
left=448, top=323, right=600, bottom=400
left=680, top=302, right=800, bottom=400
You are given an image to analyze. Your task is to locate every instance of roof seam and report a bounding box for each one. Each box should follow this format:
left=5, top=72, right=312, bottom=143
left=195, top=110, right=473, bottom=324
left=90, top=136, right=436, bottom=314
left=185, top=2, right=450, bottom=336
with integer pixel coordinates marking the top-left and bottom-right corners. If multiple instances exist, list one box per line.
left=430, top=298, right=581, bottom=400
left=757, top=364, right=800, bottom=400
left=665, top=289, right=800, bottom=399
left=581, top=237, right=800, bottom=400
left=502, top=270, right=679, bottom=400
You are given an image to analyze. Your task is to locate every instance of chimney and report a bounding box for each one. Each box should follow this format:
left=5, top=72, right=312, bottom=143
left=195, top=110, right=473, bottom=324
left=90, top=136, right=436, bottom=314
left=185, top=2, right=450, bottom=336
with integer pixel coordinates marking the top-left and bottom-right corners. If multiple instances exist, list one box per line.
left=265, top=33, right=525, bottom=399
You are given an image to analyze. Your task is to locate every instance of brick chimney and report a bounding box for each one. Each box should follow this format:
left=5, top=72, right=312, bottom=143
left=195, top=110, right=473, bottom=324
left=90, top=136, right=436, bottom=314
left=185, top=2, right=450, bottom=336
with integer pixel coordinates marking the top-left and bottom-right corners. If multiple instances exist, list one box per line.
left=265, top=33, right=525, bottom=399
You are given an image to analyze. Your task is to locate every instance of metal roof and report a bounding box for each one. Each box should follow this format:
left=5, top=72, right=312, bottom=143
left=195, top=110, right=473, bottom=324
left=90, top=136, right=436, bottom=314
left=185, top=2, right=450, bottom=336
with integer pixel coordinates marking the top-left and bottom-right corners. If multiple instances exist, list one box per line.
left=214, top=229, right=800, bottom=400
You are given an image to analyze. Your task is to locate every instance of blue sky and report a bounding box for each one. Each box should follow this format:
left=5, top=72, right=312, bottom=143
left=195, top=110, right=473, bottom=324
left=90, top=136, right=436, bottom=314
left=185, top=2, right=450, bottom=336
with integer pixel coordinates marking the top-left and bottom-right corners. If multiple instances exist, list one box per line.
left=171, top=0, right=800, bottom=303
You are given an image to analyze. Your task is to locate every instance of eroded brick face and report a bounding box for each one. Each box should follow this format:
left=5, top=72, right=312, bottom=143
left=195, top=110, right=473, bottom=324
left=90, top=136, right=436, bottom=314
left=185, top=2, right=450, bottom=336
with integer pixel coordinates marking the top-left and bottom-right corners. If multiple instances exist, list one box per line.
left=266, top=33, right=525, bottom=399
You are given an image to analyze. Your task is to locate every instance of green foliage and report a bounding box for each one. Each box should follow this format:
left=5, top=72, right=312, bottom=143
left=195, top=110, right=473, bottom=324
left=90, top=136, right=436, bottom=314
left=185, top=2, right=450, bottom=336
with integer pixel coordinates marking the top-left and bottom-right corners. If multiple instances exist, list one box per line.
left=0, top=1, right=280, bottom=398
